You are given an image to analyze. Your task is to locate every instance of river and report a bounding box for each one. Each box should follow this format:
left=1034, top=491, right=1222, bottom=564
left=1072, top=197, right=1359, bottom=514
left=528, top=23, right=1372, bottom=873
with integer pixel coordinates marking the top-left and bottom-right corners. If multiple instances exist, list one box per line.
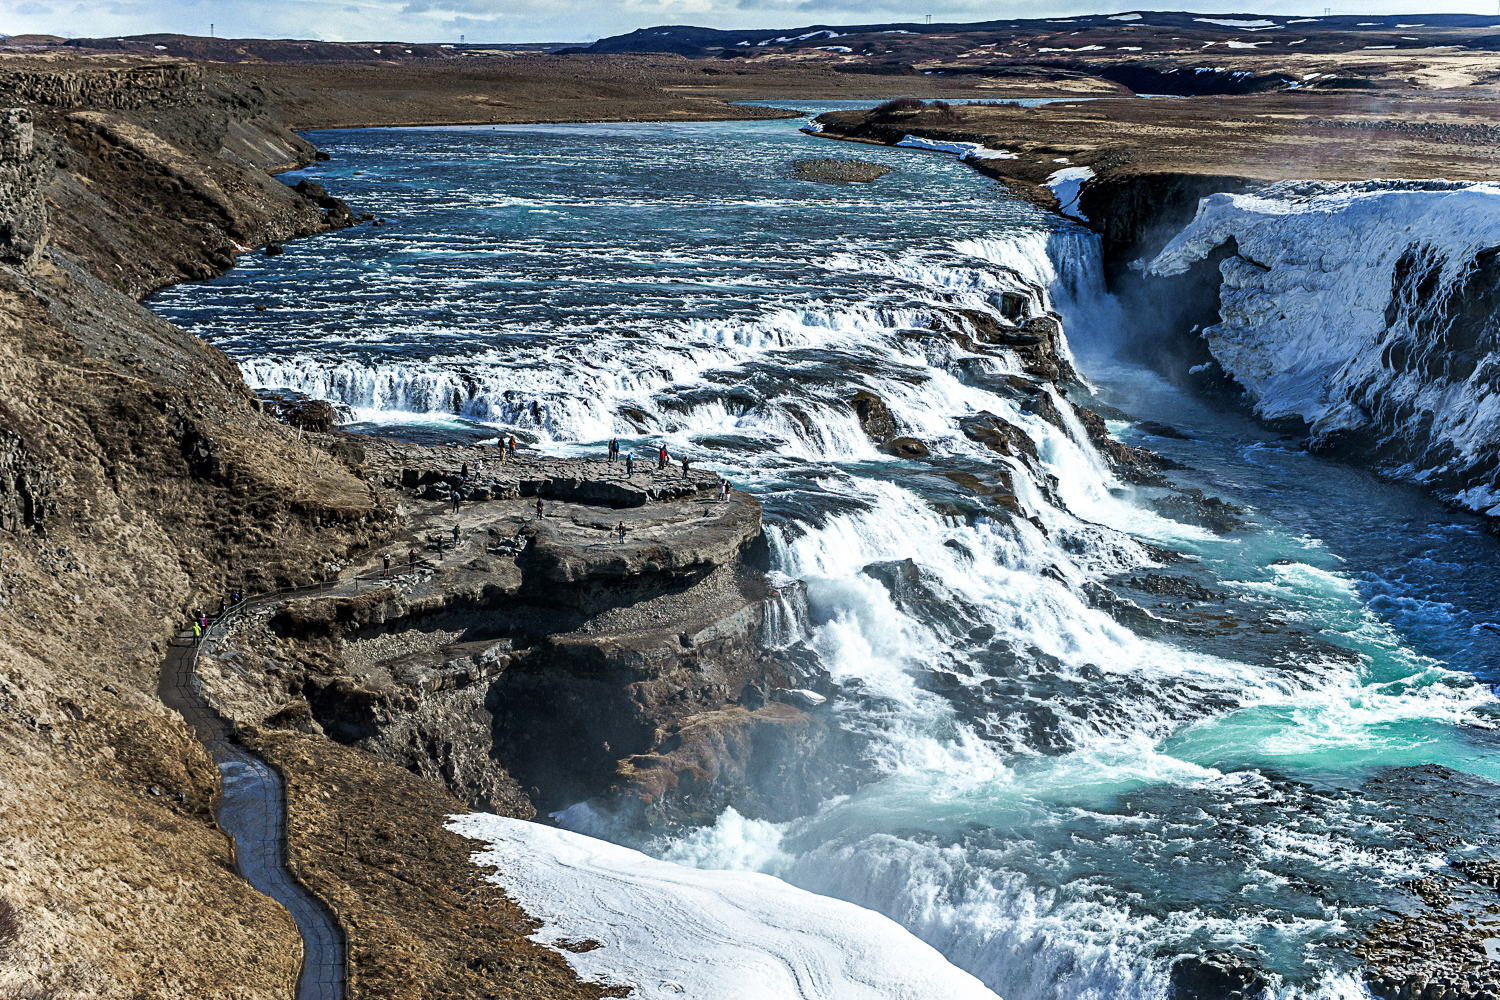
left=148, top=102, right=1500, bottom=1000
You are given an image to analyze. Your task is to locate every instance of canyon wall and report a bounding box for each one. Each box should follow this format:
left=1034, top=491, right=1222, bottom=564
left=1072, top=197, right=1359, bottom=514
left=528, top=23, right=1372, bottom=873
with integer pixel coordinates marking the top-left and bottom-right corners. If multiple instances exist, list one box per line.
left=0, top=67, right=389, bottom=998
left=1148, top=181, right=1500, bottom=515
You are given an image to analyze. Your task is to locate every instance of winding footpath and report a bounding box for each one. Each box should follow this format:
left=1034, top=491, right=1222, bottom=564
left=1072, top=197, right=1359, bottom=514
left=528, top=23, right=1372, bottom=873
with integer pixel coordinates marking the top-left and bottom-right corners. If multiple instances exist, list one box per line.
left=159, top=626, right=346, bottom=1000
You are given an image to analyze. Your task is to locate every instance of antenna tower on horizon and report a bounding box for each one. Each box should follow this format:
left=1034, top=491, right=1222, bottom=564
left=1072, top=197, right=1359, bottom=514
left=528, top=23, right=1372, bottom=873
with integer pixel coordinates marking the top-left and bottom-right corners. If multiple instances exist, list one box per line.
left=925, top=13, right=932, bottom=24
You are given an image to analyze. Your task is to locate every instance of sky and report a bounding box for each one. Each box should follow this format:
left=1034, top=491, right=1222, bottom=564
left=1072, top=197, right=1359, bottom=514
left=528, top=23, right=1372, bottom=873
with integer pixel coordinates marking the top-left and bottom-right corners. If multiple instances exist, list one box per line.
left=9, top=0, right=1500, bottom=45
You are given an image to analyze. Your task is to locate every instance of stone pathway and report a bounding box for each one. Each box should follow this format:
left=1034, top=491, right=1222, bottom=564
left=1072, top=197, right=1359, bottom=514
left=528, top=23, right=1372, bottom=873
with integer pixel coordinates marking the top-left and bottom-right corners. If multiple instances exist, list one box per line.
left=159, top=624, right=346, bottom=1000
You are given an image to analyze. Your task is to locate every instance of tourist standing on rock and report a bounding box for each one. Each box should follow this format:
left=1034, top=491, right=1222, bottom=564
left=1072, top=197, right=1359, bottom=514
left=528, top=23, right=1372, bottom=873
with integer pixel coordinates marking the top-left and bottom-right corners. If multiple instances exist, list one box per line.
left=382, top=553, right=391, bottom=578
left=682, top=457, right=691, bottom=478
left=408, top=548, right=417, bottom=568
left=452, top=524, right=461, bottom=545
left=617, top=521, right=626, bottom=543
left=508, top=436, right=517, bottom=456
left=436, top=536, right=444, bottom=558
left=625, top=452, right=634, bottom=476
left=219, top=597, right=228, bottom=617
left=720, top=479, right=730, bottom=503
left=658, top=444, right=667, bottom=470
left=451, top=492, right=461, bottom=514
left=536, top=498, right=545, bottom=520
left=461, top=461, right=470, bottom=481
left=192, top=620, right=202, bottom=646
left=609, top=437, right=618, bottom=462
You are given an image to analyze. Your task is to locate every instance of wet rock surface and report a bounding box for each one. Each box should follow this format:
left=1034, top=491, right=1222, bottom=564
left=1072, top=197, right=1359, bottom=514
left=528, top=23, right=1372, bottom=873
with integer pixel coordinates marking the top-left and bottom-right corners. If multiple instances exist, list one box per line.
left=1170, top=953, right=1269, bottom=1000
left=789, top=157, right=891, bottom=184
left=199, top=438, right=827, bottom=824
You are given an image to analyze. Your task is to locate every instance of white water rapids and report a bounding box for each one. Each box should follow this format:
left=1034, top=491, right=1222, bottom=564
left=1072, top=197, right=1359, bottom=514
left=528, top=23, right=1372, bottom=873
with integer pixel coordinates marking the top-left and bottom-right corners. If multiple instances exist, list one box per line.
left=147, top=114, right=1500, bottom=1000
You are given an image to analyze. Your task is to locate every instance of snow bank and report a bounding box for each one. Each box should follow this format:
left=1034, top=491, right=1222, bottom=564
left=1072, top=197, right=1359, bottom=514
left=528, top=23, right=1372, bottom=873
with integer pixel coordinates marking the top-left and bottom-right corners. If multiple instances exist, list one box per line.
left=447, top=814, right=1004, bottom=1000
left=1149, top=180, right=1500, bottom=512
left=1046, top=167, right=1094, bottom=222
left=897, top=134, right=1018, bottom=161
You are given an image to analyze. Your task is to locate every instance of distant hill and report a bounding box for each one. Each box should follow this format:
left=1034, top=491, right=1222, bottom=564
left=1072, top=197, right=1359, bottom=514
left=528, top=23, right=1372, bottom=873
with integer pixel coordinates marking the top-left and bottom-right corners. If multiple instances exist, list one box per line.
left=567, top=11, right=1500, bottom=57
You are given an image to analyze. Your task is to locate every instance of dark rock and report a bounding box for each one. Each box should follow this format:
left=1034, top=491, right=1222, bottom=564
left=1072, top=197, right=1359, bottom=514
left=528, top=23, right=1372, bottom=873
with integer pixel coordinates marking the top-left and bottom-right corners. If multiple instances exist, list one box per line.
left=0, top=429, right=57, bottom=533
left=997, top=291, right=1030, bottom=321
left=1152, top=489, right=1246, bottom=534
left=293, top=178, right=356, bottom=228
left=1071, top=403, right=1181, bottom=486
left=264, top=243, right=283, bottom=256
left=1169, top=953, right=1268, bottom=1000
left=850, top=390, right=897, bottom=442
left=0, top=109, right=48, bottom=269
left=960, top=411, right=1039, bottom=460
left=737, top=681, right=768, bottom=711
left=885, top=436, right=929, bottom=458
left=1137, top=420, right=1190, bottom=439
left=314, top=151, right=331, bottom=161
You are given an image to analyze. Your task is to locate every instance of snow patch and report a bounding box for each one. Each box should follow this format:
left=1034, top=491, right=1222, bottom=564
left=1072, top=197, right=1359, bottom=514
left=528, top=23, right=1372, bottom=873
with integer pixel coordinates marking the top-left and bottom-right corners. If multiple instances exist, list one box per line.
left=1046, top=166, right=1095, bottom=222
left=1108, top=12, right=1142, bottom=20
left=1194, top=17, right=1276, bottom=27
left=1038, top=44, right=1105, bottom=52
left=896, top=134, right=1018, bottom=161
left=446, top=815, right=1004, bottom=1000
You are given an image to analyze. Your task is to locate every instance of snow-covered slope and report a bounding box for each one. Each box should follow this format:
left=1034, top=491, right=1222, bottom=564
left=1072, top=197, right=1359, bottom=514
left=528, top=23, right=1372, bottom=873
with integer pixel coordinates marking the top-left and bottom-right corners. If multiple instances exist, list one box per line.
left=1149, top=180, right=1500, bottom=513
left=446, top=814, right=1004, bottom=1000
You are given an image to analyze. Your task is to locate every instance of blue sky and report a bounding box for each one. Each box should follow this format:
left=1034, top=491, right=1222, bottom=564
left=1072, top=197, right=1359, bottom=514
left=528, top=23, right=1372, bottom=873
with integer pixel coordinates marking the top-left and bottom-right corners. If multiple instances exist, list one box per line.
left=10, top=1, right=1499, bottom=45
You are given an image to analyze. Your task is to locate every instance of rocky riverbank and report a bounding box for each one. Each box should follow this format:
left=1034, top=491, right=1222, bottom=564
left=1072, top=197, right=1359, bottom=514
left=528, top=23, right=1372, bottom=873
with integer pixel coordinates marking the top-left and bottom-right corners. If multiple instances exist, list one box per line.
left=0, top=62, right=620, bottom=999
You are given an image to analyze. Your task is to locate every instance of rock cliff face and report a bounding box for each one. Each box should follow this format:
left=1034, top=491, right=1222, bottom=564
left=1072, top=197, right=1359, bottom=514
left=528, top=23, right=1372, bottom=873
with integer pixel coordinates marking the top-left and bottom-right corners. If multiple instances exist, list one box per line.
left=1149, top=182, right=1500, bottom=515
left=193, top=441, right=830, bottom=826
left=0, top=74, right=403, bottom=998
left=0, top=108, right=46, bottom=268
left=0, top=60, right=366, bottom=297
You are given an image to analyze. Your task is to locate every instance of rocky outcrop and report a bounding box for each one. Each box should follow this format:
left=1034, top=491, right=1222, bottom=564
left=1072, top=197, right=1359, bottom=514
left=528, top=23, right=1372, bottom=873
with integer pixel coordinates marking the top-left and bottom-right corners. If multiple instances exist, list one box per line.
left=0, top=108, right=46, bottom=269
left=1169, top=953, right=1268, bottom=1000
left=0, top=62, right=208, bottom=111
left=0, top=427, right=56, bottom=535
left=607, top=702, right=864, bottom=829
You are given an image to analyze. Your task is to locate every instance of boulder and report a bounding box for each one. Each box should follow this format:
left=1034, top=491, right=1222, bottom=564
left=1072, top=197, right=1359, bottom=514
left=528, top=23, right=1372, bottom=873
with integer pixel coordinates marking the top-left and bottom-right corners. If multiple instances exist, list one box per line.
left=885, top=436, right=929, bottom=458
left=262, top=700, right=324, bottom=736
left=850, top=390, right=897, bottom=442
left=1169, top=953, right=1267, bottom=1000
left=293, top=179, right=356, bottom=228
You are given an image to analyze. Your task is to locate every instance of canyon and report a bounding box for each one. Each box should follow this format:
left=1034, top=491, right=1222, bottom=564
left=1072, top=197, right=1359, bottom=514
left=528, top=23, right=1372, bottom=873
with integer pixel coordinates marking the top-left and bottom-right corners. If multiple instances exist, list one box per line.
left=5, top=30, right=1500, bottom=1000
